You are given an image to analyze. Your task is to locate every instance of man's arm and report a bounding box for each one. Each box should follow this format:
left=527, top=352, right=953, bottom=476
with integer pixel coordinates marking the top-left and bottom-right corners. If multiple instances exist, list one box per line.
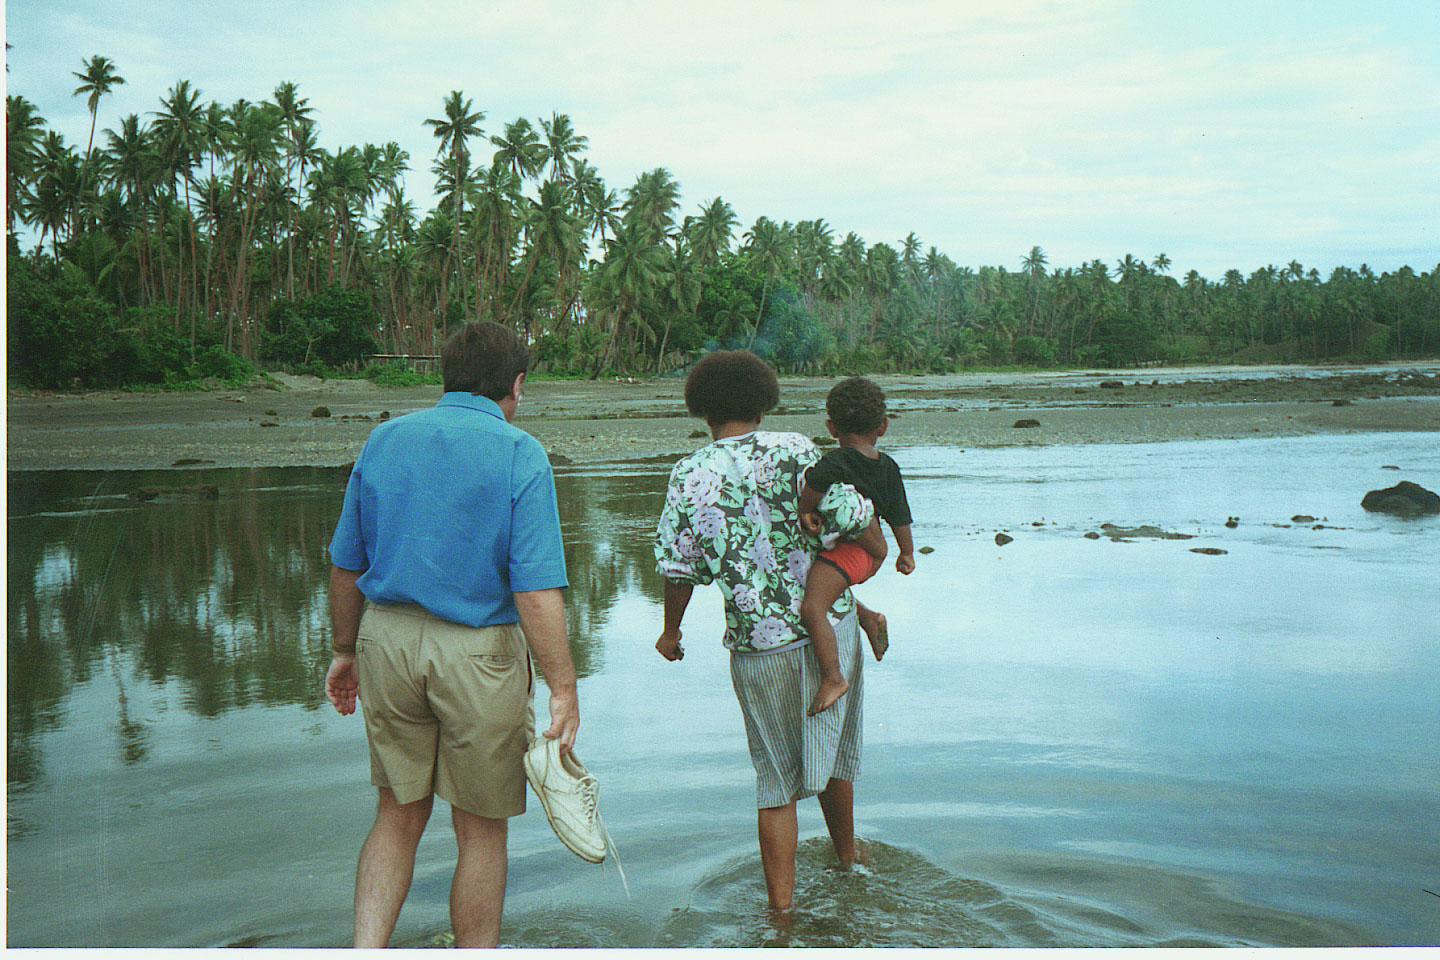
left=513, top=587, right=580, bottom=754
left=656, top=579, right=693, bottom=661
left=325, top=565, right=365, bottom=715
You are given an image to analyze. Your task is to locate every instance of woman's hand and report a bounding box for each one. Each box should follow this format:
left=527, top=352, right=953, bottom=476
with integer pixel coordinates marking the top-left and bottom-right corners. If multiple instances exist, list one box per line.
left=655, top=629, right=685, bottom=661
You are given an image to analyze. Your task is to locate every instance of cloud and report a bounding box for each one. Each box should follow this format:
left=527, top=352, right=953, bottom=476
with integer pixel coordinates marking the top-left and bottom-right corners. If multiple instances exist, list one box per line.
left=5, top=0, right=1436, bottom=278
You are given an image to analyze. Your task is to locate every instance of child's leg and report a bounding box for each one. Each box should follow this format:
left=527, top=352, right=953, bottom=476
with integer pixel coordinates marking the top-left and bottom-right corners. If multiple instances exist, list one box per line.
left=855, top=601, right=889, bottom=661
left=801, top=560, right=852, bottom=716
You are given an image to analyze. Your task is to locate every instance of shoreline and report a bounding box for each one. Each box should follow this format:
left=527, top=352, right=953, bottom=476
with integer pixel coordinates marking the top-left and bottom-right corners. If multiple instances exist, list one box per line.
left=7, top=363, right=1439, bottom=472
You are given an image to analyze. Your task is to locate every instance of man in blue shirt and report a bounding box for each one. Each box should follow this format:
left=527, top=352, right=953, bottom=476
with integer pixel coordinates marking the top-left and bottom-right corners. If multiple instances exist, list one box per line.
left=324, top=321, right=578, bottom=948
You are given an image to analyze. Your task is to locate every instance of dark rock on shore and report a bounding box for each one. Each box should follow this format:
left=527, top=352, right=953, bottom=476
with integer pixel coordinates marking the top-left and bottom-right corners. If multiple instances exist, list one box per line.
left=311, top=405, right=331, bottom=418
left=1099, top=523, right=1194, bottom=541
left=1361, top=481, right=1440, bottom=516
left=171, top=457, right=215, bottom=466
left=1013, top=418, right=1041, bottom=428
left=1100, top=380, right=1124, bottom=389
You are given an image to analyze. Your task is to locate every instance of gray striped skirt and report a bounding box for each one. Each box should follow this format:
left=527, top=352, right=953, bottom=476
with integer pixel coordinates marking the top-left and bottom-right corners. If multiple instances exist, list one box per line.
left=729, top=612, right=863, bottom=809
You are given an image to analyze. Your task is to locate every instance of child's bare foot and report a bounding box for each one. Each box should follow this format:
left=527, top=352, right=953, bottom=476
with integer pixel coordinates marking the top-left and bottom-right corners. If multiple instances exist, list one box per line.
left=808, top=676, right=849, bottom=716
left=858, top=608, right=888, bottom=660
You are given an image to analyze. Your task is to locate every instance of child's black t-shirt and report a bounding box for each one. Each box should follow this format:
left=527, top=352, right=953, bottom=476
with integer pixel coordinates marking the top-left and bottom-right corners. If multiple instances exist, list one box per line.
left=805, top=447, right=912, bottom=527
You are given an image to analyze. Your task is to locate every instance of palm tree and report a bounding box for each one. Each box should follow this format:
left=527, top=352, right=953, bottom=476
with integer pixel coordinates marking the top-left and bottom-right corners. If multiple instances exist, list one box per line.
left=539, top=112, right=587, bottom=181
left=425, top=91, right=484, bottom=296
left=491, top=117, right=545, bottom=182
left=622, top=168, right=681, bottom=239
left=744, top=215, right=791, bottom=345
left=1021, top=245, right=1048, bottom=335
left=656, top=239, right=701, bottom=370
left=596, top=218, right=665, bottom=371
left=71, top=55, right=126, bottom=231
left=683, top=196, right=738, bottom=266
left=6, top=96, right=47, bottom=235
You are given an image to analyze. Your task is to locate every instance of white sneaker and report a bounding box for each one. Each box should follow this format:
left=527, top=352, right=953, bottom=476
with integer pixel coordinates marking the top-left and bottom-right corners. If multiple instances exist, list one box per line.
left=524, top=736, right=607, bottom=862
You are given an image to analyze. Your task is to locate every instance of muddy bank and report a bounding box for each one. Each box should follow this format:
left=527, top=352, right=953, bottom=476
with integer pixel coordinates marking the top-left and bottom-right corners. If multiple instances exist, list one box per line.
left=7, top=364, right=1439, bottom=471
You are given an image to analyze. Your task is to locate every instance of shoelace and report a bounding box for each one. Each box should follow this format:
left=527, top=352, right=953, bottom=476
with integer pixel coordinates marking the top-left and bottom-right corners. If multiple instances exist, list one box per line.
left=598, top=812, right=630, bottom=899
left=578, top=774, right=630, bottom=899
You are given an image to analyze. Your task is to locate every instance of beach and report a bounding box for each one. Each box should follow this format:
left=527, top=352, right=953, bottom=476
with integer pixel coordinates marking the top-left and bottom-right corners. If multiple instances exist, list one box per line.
left=7, top=363, right=1439, bottom=471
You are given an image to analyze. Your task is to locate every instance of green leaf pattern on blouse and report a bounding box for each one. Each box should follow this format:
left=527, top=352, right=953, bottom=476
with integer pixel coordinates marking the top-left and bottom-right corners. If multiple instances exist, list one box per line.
left=654, top=431, right=874, bottom=654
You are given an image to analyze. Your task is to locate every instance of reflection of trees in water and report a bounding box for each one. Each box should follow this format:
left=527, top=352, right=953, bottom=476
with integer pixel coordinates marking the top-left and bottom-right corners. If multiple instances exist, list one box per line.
left=6, top=468, right=343, bottom=788
left=6, top=466, right=671, bottom=788
left=554, top=471, right=667, bottom=678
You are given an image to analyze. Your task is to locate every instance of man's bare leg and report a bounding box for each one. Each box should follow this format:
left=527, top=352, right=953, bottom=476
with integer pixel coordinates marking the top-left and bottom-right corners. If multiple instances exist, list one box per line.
left=756, top=799, right=798, bottom=915
left=354, top=788, right=434, bottom=948
left=450, top=806, right=508, bottom=948
left=817, top=778, right=858, bottom=869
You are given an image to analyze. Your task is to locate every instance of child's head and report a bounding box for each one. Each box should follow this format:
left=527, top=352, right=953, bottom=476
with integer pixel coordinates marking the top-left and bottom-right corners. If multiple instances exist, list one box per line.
left=826, top=376, right=887, bottom=437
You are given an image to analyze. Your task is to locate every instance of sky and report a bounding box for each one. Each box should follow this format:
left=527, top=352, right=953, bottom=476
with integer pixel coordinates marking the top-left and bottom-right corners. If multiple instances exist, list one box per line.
left=6, top=0, right=1438, bottom=281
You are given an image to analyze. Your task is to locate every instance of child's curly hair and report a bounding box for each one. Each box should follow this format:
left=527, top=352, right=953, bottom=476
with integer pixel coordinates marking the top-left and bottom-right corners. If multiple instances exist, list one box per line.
left=826, top=376, right=887, bottom=435
left=684, top=350, right=780, bottom=424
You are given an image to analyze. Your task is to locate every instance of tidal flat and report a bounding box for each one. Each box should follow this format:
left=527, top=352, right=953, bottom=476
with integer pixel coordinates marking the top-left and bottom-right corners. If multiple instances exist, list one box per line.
left=6, top=364, right=1440, bottom=947
left=6, top=362, right=1440, bottom=471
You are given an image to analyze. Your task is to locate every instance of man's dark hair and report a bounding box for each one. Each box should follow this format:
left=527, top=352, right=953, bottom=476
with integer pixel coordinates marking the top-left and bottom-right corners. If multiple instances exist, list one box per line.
left=684, top=350, right=780, bottom=425
left=826, top=376, right=887, bottom=435
left=442, top=321, right=531, bottom=400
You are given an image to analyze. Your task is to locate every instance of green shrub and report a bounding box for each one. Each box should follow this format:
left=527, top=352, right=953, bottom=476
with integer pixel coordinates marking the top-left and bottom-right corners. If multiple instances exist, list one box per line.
left=262, top=287, right=380, bottom=370
left=1361, top=326, right=1390, bottom=361
left=1012, top=335, right=1056, bottom=366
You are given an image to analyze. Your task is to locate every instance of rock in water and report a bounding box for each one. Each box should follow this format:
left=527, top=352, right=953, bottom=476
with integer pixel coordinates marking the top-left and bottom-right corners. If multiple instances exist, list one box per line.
left=1361, top=481, right=1440, bottom=516
left=1190, top=547, right=1227, bottom=556
left=918, top=546, right=935, bottom=554
left=1291, top=514, right=1317, bottom=523
left=1100, top=380, right=1124, bottom=389
left=1013, top=419, right=1041, bottom=428
left=1225, top=517, right=1239, bottom=528
left=994, top=533, right=1013, bottom=546
left=312, top=405, right=331, bottom=418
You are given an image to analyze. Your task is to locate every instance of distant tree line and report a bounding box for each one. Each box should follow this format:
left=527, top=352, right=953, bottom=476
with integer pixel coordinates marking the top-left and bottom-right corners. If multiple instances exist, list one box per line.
left=7, top=57, right=1438, bottom=389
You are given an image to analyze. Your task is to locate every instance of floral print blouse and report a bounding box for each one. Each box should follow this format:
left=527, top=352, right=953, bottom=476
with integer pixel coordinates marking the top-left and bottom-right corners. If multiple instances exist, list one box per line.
left=654, top=430, right=874, bottom=654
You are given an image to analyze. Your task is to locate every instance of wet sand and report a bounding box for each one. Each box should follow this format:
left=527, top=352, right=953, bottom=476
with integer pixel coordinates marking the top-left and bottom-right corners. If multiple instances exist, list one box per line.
left=6, top=364, right=1439, bottom=471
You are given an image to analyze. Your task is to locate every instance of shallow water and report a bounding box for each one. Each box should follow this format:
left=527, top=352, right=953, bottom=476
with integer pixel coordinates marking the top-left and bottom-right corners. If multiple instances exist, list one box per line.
left=7, top=433, right=1439, bottom=947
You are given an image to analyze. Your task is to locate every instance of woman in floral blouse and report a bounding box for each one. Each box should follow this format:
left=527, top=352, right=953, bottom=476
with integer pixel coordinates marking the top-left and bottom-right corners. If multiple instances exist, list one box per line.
left=653, top=350, right=885, bottom=916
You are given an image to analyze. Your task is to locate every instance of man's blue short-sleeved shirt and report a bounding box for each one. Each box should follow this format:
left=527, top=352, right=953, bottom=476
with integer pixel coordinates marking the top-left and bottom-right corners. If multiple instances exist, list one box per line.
left=327, top=392, right=568, bottom=627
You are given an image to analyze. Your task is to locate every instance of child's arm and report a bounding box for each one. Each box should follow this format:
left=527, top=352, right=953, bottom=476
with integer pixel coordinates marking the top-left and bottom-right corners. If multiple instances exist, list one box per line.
left=891, top=523, right=915, bottom=573
left=798, top=482, right=825, bottom=536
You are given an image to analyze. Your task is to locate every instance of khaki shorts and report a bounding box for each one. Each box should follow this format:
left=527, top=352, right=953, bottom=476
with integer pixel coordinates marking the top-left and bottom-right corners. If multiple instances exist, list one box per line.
left=356, top=602, right=534, bottom=818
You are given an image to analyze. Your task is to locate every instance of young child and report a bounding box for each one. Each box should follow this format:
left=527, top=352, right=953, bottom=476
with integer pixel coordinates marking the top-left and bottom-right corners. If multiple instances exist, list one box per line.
left=799, top=376, right=915, bottom=716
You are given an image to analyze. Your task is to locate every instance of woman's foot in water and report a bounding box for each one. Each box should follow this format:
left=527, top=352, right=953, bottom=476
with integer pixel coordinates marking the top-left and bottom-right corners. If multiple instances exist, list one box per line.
left=858, top=607, right=889, bottom=661
left=807, top=675, right=849, bottom=716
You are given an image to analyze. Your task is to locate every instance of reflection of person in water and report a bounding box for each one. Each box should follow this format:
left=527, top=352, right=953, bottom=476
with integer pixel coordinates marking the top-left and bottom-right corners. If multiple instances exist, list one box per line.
left=653, top=350, right=883, bottom=916
left=324, top=321, right=580, bottom=948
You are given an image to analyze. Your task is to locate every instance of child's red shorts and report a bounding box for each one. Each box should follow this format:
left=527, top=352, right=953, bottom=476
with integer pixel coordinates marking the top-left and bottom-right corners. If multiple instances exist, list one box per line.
left=815, top=540, right=882, bottom=587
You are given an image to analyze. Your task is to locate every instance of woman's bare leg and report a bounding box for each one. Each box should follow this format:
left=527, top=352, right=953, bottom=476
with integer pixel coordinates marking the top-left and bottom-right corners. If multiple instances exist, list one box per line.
left=757, top=799, right=798, bottom=914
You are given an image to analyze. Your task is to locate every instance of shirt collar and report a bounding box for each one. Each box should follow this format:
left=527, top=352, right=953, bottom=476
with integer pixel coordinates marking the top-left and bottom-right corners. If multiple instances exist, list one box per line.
left=437, top=391, right=506, bottom=420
